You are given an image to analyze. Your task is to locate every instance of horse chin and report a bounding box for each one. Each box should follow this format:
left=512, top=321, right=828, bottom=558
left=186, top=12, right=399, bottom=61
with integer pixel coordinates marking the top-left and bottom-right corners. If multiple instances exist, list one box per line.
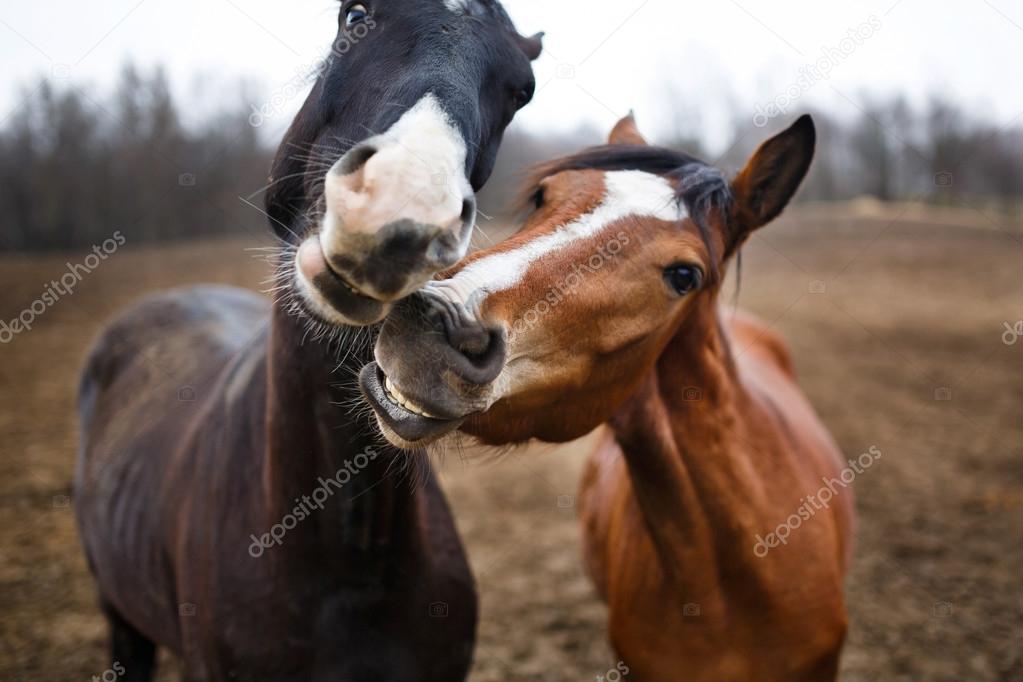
left=358, top=363, right=466, bottom=450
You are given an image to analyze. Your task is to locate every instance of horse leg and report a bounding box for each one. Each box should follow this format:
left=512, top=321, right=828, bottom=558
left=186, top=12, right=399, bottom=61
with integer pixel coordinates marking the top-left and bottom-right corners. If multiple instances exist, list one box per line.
left=101, top=600, right=157, bottom=682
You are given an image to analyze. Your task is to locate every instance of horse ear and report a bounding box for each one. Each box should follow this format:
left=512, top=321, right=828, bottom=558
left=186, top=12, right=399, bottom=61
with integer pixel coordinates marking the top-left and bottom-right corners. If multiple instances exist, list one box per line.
left=730, top=115, right=815, bottom=236
left=608, top=111, right=648, bottom=146
left=516, top=31, right=544, bottom=61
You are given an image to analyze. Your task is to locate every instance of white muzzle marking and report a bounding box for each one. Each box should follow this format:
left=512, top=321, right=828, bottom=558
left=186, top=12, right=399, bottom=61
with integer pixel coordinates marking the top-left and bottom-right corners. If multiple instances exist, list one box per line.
left=320, top=93, right=473, bottom=246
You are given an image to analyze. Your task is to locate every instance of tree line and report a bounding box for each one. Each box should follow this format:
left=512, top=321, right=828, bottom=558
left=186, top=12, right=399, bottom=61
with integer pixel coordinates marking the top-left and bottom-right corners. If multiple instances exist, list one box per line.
left=1, top=66, right=1020, bottom=251
left=479, top=97, right=1023, bottom=220
left=0, top=66, right=272, bottom=251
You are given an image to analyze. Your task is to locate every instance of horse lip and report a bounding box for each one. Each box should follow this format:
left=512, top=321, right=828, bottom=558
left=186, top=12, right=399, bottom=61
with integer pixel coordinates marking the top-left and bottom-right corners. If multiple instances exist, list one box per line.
left=323, top=259, right=379, bottom=302
left=314, top=237, right=388, bottom=304
left=295, top=238, right=393, bottom=326
left=358, top=363, right=465, bottom=448
left=326, top=218, right=472, bottom=302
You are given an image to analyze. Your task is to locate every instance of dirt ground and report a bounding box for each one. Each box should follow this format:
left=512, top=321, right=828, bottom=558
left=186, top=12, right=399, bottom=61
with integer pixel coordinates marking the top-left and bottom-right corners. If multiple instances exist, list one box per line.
left=0, top=201, right=1020, bottom=681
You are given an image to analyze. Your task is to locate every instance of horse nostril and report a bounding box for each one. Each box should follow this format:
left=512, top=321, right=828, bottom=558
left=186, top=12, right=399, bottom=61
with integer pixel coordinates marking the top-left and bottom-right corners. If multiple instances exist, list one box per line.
left=443, top=322, right=505, bottom=385
left=421, top=196, right=475, bottom=269
left=450, top=326, right=494, bottom=359
left=404, top=293, right=505, bottom=387
left=460, top=196, right=477, bottom=226
left=335, top=143, right=378, bottom=177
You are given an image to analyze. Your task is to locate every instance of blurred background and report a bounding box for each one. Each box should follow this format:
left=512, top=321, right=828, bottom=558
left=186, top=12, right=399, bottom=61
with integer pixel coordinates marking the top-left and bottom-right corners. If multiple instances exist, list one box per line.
left=0, top=1, right=1020, bottom=680
left=3, top=0, right=1023, bottom=250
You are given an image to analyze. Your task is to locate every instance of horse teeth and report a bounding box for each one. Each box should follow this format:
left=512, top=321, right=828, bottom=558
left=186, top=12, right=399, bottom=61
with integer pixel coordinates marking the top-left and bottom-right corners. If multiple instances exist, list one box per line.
left=383, top=376, right=437, bottom=419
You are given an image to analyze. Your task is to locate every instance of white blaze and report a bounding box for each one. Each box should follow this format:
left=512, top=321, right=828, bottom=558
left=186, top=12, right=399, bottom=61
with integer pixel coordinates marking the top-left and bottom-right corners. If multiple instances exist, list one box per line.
left=427, top=170, right=685, bottom=307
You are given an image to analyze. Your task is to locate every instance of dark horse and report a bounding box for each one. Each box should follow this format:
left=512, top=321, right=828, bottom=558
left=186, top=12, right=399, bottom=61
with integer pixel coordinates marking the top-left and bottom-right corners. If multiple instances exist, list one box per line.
left=73, top=2, right=541, bottom=680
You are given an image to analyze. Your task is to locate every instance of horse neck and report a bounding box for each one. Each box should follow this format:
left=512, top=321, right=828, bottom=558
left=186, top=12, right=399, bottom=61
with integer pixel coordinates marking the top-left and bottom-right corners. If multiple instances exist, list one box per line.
left=610, top=293, right=760, bottom=583
left=261, top=303, right=424, bottom=567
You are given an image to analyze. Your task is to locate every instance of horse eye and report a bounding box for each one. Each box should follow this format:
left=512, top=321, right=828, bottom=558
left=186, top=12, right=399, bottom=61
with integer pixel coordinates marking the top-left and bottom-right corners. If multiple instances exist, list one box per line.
left=532, top=187, right=545, bottom=209
left=344, top=3, right=368, bottom=27
left=664, top=264, right=703, bottom=296
left=514, top=87, right=533, bottom=109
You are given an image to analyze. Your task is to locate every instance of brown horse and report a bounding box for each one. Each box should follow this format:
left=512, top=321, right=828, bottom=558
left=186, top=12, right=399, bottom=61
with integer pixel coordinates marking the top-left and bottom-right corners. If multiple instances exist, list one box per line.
left=359, top=114, right=855, bottom=680
left=74, top=2, right=542, bottom=680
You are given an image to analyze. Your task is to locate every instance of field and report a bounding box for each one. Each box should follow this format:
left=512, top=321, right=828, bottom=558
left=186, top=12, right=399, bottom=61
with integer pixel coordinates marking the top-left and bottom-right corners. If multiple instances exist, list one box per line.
left=0, top=202, right=1020, bottom=681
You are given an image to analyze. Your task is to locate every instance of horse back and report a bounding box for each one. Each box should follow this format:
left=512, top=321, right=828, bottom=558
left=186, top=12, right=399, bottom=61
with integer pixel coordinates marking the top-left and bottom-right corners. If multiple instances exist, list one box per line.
left=77, top=286, right=268, bottom=431
left=74, top=285, right=269, bottom=646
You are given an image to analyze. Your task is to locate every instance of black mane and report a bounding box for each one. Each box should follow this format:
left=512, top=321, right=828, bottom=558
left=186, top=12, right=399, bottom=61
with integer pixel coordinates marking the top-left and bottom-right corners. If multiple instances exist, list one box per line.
left=528, top=144, right=706, bottom=178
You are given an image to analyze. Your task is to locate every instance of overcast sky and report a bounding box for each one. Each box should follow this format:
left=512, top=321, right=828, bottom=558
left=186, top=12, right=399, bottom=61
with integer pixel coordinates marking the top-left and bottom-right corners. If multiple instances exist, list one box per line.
left=2, top=0, right=1021, bottom=150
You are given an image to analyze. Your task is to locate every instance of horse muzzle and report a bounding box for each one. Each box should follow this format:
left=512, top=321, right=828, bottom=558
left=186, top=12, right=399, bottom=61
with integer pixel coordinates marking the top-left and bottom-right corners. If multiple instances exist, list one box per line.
left=359, top=291, right=506, bottom=448
left=293, top=94, right=477, bottom=327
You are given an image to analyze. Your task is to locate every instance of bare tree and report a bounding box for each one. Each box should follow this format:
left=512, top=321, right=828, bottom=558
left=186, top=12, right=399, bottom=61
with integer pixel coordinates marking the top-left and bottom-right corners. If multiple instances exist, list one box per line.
left=1, top=69, right=1020, bottom=252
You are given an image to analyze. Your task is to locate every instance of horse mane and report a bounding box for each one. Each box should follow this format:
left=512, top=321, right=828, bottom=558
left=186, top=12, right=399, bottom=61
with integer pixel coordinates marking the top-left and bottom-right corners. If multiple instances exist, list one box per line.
left=520, top=144, right=733, bottom=281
